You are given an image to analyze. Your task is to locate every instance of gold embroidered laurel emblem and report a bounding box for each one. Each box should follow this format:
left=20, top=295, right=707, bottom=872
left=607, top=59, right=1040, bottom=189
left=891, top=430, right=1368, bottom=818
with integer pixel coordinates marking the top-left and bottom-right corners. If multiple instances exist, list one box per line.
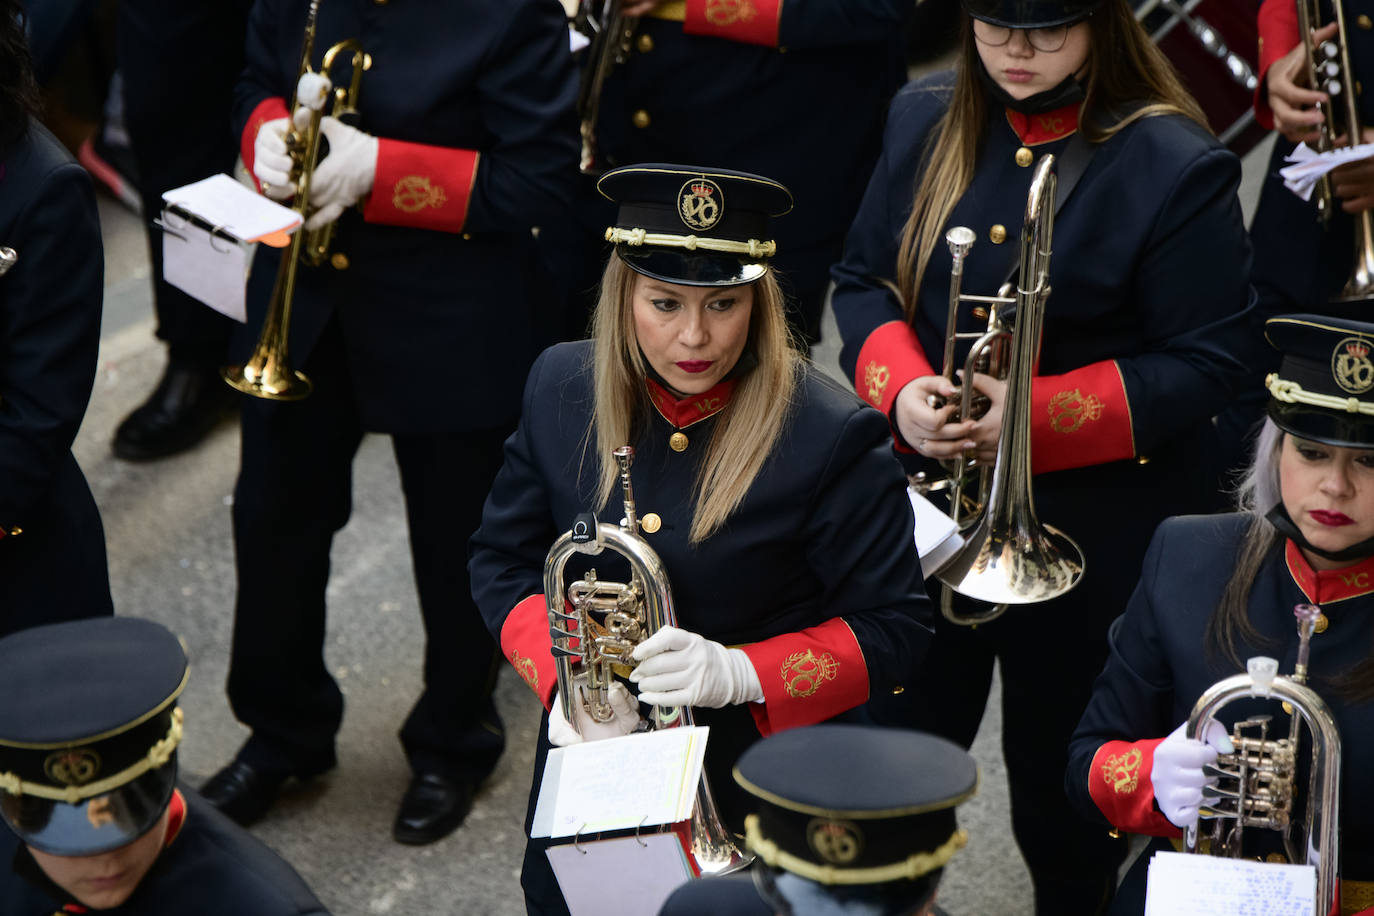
left=706, top=0, right=758, bottom=25
left=1047, top=388, right=1104, bottom=434
left=781, top=649, right=838, bottom=698
left=511, top=651, right=539, bottom=692
left=679, top=178, right=723, bottom=231
left=1101, top=748, right=1142, bottom=795
left=1332, top=336, right=1374, bottom=394
left=807, top=818, right=864, bottom=865
left=393, top=175, right=448, bottom=214
left=863, top=361, right=890, bottom=407
left=44, top=748, right=101, bottom=786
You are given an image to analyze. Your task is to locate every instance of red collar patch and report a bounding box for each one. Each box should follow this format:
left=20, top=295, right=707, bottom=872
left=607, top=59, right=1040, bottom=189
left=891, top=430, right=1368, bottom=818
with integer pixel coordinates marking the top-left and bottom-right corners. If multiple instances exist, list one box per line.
left=163, top=788, right=187, bottom=848
left=1285, top=540, right=1374, bottom=604
left=1005, top=102, right=1081, bottom=146
left=646, top=377, right=736, bottom=430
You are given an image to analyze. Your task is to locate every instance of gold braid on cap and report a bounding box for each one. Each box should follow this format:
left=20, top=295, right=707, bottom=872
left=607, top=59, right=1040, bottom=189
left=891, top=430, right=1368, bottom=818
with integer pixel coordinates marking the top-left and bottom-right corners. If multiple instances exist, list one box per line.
left=1267, top=373, right=1374, bottom=416
left=744, top=814, right=968, bottom=885
left=0, top=708, right=183, bottom=804
left=605, top=227, right=777, bottom=259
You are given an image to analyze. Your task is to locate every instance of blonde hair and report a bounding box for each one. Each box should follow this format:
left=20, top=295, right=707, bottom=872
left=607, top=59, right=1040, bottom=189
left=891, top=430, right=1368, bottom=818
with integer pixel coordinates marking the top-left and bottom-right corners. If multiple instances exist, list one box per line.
left=894, top=0, right=1208, bottom=320
left=587, top=257, right=802, bottom=543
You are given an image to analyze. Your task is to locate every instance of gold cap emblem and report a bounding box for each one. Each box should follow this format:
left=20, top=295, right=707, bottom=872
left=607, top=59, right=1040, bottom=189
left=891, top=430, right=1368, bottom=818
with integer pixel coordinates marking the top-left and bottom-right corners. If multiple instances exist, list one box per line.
left=1333, top=335, right=1374, bottom=394
left=44, top=748, right=101, bottom=786
left=679, top=178, right=723, bottom=231
left=807, top=818, right=863, bottom=865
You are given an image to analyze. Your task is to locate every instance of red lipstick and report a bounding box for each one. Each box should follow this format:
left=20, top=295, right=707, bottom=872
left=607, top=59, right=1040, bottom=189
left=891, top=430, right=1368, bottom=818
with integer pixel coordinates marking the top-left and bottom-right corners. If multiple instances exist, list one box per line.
left=676, top=361, right=713, bottom=374
left=1310, top=510, right=1354, bottom=527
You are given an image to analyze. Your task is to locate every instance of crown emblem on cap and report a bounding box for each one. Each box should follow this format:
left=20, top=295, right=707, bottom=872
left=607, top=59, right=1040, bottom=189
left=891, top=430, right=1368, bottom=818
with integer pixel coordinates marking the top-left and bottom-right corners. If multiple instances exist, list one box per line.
left=1333, top=335, right=1374, bottom=395
left=679, top=178, right=723, bottom=231
left=44, top=748, right=101, bottom=787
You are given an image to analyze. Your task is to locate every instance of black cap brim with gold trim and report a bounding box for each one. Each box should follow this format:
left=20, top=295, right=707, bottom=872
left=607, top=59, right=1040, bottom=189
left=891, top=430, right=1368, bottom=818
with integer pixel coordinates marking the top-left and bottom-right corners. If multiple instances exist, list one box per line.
left=733, top=724, right=977, bottom=900
left=1265, top=314, right=1374, bottom=449
left=961, top=0, right=1102, bottom=28
left=597, top=164, right=793, bottom=288
left=0, top=617, right=187, bottom=856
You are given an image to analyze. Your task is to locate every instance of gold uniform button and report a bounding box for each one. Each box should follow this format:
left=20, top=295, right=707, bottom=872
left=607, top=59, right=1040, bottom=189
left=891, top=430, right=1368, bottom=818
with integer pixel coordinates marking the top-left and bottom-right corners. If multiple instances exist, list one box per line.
left=5, top=526, right=20, bottom=537
left=1266, top=852, right=1288, bottom=864
left=669, top=431, right=689, bottom=452
left=1137, top=455, right=1151, bottom=465
left=637, top=33, right=655, bottom=53
left=972, top=306, right=989, bottom=319
left=1015, top=147, right=1033, bottom=167
left=632, top=109, right=652, bottom=129
left=891, top=685, right=905, bottom=695
left=1360, top=13, right=1373, bottom=28
left=462, top=232, right=472, bottom=240
left=989, top=224, right=1007, bottom=244
left=1315, top=613, right=1329, bottom=634
left=330, top=252, right=350, bottom=270
left=641, top=513, right=662, bottom=534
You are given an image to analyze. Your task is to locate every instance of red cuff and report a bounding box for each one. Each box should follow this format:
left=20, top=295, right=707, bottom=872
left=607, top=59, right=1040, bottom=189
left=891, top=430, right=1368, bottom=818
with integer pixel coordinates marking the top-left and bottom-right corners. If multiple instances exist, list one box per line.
left=363, top=138, right=478, bottom=233
left=500, top=594, right=559, bottom=709
left=855, top=320, right=935, bottom=453
left=1087, top=738, right=1179, bottom=837
left=1255, top=0, right=1299, bottom=128
left=683, top=0, right=781, bottom=46
left=241, top=97, right=290, bottom=193
left=740, top=618, right=869, bottom=736
left=1030, top=360, right=1134, bottom=474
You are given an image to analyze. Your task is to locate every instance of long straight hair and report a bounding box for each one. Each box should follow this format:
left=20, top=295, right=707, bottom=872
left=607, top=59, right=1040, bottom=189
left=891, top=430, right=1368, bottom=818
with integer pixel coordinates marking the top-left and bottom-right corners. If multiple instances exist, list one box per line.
left=894, top=0, right=1207, bottom=320
left=1209, top=419, right=1374, bottom=702
left=0, top=0, right=39, bottom=154
left=587, top=257, right=802, bottom=543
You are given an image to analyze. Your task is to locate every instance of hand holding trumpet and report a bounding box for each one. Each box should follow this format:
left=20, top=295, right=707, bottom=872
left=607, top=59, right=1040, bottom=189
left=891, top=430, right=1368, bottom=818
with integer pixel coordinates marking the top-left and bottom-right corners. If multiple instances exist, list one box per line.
left=895, top=372, right=1006, bottom=464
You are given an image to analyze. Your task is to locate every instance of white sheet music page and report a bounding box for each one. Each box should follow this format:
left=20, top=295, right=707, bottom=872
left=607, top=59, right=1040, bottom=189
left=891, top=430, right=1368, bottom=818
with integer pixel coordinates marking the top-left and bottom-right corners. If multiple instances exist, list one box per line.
left=162, top=223, right=250, bottom=323
left=909, top=487, right=964, bottom=578
left=546, top=833, right=693, bottom=916
left=161, top=173, right=300, bottom=242
left=530, top=726, right=709, bottom=839
left=1144, top=851, right=1315, bottom=916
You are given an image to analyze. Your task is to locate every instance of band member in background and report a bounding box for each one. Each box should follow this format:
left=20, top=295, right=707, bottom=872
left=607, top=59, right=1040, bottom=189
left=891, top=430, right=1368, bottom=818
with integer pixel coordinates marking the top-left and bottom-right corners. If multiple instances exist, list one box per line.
left=0, top=617, right=329, bottom=914
left=469, top=164, right=934, bottom=914
left=569, top=0, right=912, bottom=344
left=198, top=1, right=580, bottom=846
left=660, top=725, right=976, bottom=916
left=1068, top=315, right=1374, bottom=916
left=829, top=0, right=1260, bottom=909
left=0, top=0, right=113, bottom=631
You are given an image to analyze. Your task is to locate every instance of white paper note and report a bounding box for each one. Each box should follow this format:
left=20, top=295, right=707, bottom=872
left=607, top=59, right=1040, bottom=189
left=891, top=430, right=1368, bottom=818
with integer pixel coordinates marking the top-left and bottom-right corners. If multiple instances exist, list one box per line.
left=161, top=173, right=300, bottom=243
left=531, top=727, right=709, bottom=839
left=1144, top=851, right=1315, bottom=916
left=909, top=486, right=964, bottom=578
left=1280, top=140, right=1374, bottom=201
left=162, top=221, right=251, bottom=323
left=546, top=833, right=693, bottom=916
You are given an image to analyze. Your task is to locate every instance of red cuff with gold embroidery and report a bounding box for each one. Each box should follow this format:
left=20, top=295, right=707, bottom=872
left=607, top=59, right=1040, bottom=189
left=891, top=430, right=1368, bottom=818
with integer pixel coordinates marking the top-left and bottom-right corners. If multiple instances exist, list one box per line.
left=500, top=594, right=558, bottom=709
left=362, top=138, right=479, bottom=233
left=683, top=0, right=781, bottom=46
left=855, top=320, right=936, bottom=454
left=241, top=96, right=290, bottom=193
left=1255, top=0, right=1299, bottom=128
left=1087, top=738, right=1179, bottom=836
left=740, top=618, right=869, bottom=736
left=1030, top=360, right=1134, bottom=474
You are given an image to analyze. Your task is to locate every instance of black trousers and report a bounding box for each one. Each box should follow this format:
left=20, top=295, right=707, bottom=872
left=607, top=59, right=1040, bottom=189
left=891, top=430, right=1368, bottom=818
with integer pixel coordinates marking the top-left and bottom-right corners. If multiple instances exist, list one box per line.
left=227, top=319, right=506, bottom=782
left=117, top=0, right=246, bottom=368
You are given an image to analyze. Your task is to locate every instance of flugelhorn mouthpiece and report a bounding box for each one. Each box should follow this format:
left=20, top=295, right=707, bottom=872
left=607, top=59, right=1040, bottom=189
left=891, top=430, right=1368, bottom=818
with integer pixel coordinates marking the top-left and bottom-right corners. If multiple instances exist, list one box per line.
left=946, top=226, right=976, bottom=259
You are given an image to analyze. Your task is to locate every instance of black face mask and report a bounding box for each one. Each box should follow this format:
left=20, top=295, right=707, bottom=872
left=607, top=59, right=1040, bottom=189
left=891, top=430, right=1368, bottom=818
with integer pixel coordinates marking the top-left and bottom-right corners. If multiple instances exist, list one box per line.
left=1265, top=503, right=1374, bottom=564
left=976, top=55, right=1085, bottom=115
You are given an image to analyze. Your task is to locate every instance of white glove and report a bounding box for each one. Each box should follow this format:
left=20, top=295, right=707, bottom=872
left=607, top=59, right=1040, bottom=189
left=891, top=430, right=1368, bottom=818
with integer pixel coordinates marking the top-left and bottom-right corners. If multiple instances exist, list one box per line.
left=302, top=114, right=379, bottom=230
left=1151, top=720, right=1234, bottom=829
left=252, top=117, right=295, bottom=200
left=628, top=625, right=763, bottom=709
left=547, top=680, right=643, bottom=747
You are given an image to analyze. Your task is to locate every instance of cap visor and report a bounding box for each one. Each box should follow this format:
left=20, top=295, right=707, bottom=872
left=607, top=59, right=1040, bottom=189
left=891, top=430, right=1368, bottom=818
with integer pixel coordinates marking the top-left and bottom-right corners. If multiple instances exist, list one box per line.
left=0, top=763, right=175, bottom=856
left=1268, top=400, right=1374, bottom=449
left=617, top=246, right=768, bottom=287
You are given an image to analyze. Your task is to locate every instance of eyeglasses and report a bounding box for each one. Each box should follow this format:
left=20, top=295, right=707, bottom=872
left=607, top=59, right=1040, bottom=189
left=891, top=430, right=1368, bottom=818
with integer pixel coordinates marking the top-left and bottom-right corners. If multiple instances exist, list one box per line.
left=971, top=19, right=1073, bottom=53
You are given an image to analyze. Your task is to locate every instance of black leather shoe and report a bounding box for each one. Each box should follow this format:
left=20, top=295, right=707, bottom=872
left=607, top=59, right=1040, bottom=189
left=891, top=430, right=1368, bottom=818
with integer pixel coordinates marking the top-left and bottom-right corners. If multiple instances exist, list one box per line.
left=112, top=362, right=236, bottom=461
left=392, top=772, right=475, bottom=845
left=199, top=759, right=290, bottom=827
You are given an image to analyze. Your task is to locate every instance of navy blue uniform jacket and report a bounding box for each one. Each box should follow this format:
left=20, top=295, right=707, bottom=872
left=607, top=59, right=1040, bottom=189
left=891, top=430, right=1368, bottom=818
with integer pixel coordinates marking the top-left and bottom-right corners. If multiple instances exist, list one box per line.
left=469, top=340, right=933, bottom=822
left=1068, top=513, right=1374, bottom=883
left=0, top=788, right=328, bottom=914
left=0, top=121, right=111, bottom=630
left=233, top=0, right=579, bottom=434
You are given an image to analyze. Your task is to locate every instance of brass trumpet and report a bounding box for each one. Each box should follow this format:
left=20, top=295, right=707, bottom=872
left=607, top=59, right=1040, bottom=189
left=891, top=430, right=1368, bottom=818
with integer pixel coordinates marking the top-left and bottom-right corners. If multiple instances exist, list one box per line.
left=571, top=1, right=638, bottom=174
left=544, top=446, right=750, bottom=875
left=916, top=155, right=1084, bottom=625
left=223, top=1, right=369, bottom=400
left=1185, top=603, right=1341, bottom=916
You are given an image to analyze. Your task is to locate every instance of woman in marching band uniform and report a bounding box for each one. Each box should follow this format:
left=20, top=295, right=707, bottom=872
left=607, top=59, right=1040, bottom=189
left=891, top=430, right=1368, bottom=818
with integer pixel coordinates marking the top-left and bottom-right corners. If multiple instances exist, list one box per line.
left=1068, top=315, right=1374, bottom=915
left=469, top=164, right=933, bottom=915
left=829, top=0, right=1261, bottom=908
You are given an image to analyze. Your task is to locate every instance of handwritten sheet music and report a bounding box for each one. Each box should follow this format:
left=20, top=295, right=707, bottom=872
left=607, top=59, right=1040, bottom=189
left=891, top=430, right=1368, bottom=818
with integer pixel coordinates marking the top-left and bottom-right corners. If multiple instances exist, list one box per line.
left=1144, top=851, right=1315, bottom=916
left=530, top=727, right=708, bottom=839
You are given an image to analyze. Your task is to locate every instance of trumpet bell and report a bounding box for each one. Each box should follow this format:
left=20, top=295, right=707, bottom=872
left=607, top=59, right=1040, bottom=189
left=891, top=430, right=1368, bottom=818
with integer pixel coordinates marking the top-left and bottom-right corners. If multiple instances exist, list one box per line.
left=936, top=517, right=1083, bottom=607
left=222, top=358, right=312, bottom=401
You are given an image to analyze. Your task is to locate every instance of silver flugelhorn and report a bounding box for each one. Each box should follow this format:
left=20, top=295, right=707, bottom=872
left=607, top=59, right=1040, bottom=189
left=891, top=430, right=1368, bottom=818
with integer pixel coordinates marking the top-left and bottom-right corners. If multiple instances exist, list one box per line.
left=0, top=247, right=16, bottom=277
left=1296, top=0, right=1374, bottom=300
left=571, top=1, right=638, bottom=174
left=918, top=154, right=1084, bottom=626
left=543, top=445, right=750, bottom=875
left=1185, top=603, right=1341, bottom=916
